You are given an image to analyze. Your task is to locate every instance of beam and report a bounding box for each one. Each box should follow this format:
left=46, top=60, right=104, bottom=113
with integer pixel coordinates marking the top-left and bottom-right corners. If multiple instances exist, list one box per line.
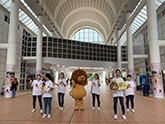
left=0, top=44, right=8, bottom=50
left=19, top=1, right=50, bottom=36
left=121, top=61, right=128, bottom=64
left=23, top=56, right=36, bottom=61
left=159, top=40, right=165, bottom=47
left=133, top=54, right=148, bottom=59
left=106, top=0, right=146, bottom=45
left=127, top=0, right=146, bottom=27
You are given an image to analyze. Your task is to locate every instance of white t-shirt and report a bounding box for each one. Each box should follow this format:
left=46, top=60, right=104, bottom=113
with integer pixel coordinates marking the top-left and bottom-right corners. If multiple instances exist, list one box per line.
left=32, top=80, right=42, bottom=96
left=112, top=77, right=124, bottom=97
left=58, top=78, right=67, bottom=94
left=43, top=80, right=54, bottom=98
left=91, top=79, right=101, bottom=95
left=125, top=81, right=135, bottom=96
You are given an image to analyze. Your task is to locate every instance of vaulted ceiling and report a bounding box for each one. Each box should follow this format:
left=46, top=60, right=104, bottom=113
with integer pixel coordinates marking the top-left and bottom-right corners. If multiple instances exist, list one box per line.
left=43, top=0, right=136, bottom=41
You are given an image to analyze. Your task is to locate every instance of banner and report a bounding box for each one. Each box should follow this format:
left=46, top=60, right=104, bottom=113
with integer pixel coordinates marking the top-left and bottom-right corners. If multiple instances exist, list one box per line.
left=109, top=80, right=127, bottom=91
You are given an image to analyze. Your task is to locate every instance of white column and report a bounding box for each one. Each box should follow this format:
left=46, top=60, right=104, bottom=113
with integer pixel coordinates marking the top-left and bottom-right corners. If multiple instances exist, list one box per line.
left=5, top=0, right=19, bottom=98
left=36, top=15, right=43, bottom=76
left=126, top=12, right=134, bottom=81
left=103, top=71, right=105, bottom=84
left=116, top=29, right=122, bottom=70
left=146, top=0, right=164, bottom=98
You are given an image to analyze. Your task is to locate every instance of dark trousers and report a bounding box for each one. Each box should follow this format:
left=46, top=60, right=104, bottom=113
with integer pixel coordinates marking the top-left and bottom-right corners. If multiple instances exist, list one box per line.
left=58, top=93, right=65, bottom=107
left=43, top=97, right=52, bottom=114
left=92, top=93, right=100, bottom=107
left=126, top=95, right=134, bottom=109
left=33, top=95, right=42, bottom=109
left=113, top=97, right=125, bottom=115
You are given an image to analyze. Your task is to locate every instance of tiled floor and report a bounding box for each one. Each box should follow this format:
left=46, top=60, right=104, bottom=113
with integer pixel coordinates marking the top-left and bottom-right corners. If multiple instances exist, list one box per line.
left=0, top=83, right=165, bottom=124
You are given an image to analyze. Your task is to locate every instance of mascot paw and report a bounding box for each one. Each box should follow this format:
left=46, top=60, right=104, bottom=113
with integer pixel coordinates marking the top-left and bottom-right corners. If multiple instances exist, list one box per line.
left=80, top=107, right=85, bottom=111
left=74, top=107, right=79, bottom=111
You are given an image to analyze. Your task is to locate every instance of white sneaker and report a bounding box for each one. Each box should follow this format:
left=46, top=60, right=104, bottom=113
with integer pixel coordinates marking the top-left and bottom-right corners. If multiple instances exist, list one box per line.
left=127, top=109, right=129, bottom=112
left=98, top=107, right=100, bottom=111
left=40, top=110, right=43, bottom=114
left=114, top=114, right=117, bottom=119
left=92, top=107, right=95, bottom=110
left=31, top=109, right=35, bottom=113
left=47, top=114, right=51, bottom=118
left=61, top=107, right=63, bottom=110
left=122, top=115, right=126, bottom=120
left=42, top=114, right=46, bottom=118
left=132, top=109, right=135, bottom=113
left=59, top=107, right=61, bottom=110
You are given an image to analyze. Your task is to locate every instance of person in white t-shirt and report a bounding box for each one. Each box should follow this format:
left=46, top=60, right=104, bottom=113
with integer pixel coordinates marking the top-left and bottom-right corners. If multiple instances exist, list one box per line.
left=90, top=73, right=101, bottom=111
left=112, top=69, right=126, bottom=120
left=30, top=74, right=43, bottom=114
left=55, top=72, right=67, bottom=110
left=42, top=73, right=54, bottom=119
left=125, top=74, right=135, bottom=113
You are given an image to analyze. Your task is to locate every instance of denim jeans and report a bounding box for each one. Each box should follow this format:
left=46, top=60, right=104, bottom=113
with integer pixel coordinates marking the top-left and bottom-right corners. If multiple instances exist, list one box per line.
left=33, top=95, right=42, bottom=109
left=58, top=93, right=65, bottom=107
left=113, top=97, right=125, bottom=115
left=92, top=93, right=100, bottom=107
left=126, top=95, right=134, bottom=109
left=12, top=88, right=16, bottom=97
left=44, top=97, right=52, bottom=114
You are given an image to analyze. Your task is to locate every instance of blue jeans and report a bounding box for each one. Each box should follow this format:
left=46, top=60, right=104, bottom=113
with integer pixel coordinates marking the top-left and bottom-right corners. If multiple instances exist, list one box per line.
left=92, top=93, right=100, bottom=107
left=44, top=97, right=52, bottom=114
left=12, top=88, right=16, bottom=97
left=33, top=95, right=42, bottom=109
left=126, top=95, right=134, bottom=109
left=113, top=97, right=125, bottom=115
left=58, top=93, right=64, bottom=107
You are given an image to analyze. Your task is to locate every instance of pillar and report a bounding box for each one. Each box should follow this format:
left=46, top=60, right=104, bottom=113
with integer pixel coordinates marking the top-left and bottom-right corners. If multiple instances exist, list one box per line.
left=103, top=71, right=105, bottom=84
left=146, top=0, right=164, bottom=98
left=36, top=15, right=43, bottom=76
left=116, top=29, right=122, bottom=71
left=126, top=12, right=134, bottom=81
left=5, top=0, right=19, bottom=98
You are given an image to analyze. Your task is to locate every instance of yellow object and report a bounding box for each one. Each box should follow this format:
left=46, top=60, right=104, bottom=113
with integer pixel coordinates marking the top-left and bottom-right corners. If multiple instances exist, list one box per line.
left=60, top=82, right=63, bottom=86
left=93, top=83, right=96, bottom=86
left=69, top=69, right=88, bottom=111
left=35, top=84, right=39, bottom=88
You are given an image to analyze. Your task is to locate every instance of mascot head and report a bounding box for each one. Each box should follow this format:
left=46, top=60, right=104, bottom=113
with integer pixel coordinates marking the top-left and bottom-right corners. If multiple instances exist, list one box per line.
left=71, top=69, right=87, bottom=84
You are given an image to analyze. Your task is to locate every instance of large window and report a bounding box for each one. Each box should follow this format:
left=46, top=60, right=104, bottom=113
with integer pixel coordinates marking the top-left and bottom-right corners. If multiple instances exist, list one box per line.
left=71, top=28, right=103, bottom=44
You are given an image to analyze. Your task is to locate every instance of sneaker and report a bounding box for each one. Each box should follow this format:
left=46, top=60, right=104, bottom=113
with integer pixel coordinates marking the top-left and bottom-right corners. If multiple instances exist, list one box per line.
left=98, top=107, right=100, bottom=111
left=92, top=107, right=95, bottom=110
left=47, top=114, right=51, bottom=118
left=61, top=107, right=63, bottom=110
left=127, top=109, right=129, bottom=112
left=31, top=109, right=35, bottom=113
left=114, top=114, right=117, bottom=120
left=59, top=107, right=61, bottom=110
left=42, top=114, right=46, bottom=118
left=40, top=110, right=43, bottom=114
left=122, top=115, right=126, bottom=120
left=132, top=109, right=135, bottom=113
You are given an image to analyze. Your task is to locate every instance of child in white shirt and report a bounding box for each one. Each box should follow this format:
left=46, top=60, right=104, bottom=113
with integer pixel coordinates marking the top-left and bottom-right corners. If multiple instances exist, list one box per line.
left=55, top=72, right=67, bottom=110
left=125, top=74, right=135, bottom=113
left=42, top=73, right=54, bottom=119
left=91, top=74, right=101, bottom=111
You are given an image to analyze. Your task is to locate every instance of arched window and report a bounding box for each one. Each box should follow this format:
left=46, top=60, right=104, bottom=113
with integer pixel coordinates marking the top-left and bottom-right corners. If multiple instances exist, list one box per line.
left=71, top=28, right=103, bottom=44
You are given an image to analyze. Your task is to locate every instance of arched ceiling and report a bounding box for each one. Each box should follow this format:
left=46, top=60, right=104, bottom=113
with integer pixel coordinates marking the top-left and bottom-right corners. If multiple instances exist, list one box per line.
left=45, top=0, right=130, bottom=42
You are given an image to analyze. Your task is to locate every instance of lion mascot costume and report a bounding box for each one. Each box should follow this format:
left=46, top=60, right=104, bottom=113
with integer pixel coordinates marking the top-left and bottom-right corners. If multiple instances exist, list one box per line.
left=69, top=69, right=88, bottom=111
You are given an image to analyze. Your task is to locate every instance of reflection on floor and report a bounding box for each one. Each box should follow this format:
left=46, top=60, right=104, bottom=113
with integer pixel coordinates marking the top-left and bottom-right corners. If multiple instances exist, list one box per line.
left=0, top=82, right=165, bottom=124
